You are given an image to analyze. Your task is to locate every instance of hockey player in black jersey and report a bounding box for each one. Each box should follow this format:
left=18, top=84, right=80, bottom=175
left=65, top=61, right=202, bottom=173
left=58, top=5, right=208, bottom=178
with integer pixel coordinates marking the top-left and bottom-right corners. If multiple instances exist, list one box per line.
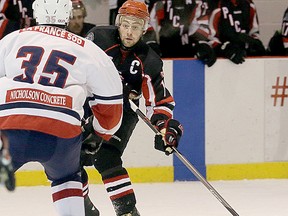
left=81, top=0, right=184, bottom=215
left=209, top=0, right=266, bottom=64
left=267, top=7, right=288, bottom=56
left=149, top=0, right=217, bottom=67
left=0, top=0, right=34, bottom=40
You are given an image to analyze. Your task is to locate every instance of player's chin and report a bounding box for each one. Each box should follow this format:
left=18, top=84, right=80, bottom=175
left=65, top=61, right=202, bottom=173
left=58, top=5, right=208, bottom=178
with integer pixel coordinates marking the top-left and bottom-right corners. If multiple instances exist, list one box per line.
left=123, top=41, right=135, bottom=48
left=124, top=38, right=137, bottom=45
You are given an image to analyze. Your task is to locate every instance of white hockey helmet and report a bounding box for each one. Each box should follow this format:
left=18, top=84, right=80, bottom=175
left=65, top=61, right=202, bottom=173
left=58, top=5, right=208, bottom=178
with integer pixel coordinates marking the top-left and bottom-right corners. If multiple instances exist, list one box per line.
left=32, top=0, right=73, bottom=25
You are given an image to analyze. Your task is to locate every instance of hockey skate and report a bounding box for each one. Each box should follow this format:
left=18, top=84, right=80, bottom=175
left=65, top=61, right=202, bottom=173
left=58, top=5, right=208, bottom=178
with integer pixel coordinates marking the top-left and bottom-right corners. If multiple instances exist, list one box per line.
left=84, top=196, right=100, bottom=216
left=120, top=207, right=140, bottom=216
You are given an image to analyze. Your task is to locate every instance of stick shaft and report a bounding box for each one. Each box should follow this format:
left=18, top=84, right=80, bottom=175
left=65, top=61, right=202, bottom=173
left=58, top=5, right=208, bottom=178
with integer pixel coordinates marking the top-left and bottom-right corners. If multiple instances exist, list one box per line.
left=129, top=100, right=239, bottom=216
left=172, top=147, right=239, bottom=216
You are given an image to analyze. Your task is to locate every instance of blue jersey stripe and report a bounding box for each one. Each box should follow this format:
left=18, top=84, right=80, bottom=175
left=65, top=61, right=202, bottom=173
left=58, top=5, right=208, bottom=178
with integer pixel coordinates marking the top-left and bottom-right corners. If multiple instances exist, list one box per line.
left=92, top=94, right=123, bottom=101
left=0, top=102, right=81, bottom=120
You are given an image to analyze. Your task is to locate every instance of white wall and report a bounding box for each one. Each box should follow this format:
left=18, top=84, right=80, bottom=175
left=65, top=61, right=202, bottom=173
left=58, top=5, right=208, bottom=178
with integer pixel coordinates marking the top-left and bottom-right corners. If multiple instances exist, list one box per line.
left=205, top=57, right=288, bottom=164
left=205, top=58, right=265, bottom=164
left=82, top=0, right=109, bottom=25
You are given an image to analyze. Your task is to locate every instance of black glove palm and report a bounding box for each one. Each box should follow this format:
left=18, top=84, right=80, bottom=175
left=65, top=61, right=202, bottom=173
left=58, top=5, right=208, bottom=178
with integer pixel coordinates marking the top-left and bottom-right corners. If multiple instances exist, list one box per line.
left=195, top=43, right=217, bottom=67
left=247, top=39, right=266, bottom=56
left=154, top=119, right=184, bottom=155
left=81, top=116, right=103, bottom=155
left=221, top=42, right=246, bottom=64
left=237, top=33, right=266, bottom=56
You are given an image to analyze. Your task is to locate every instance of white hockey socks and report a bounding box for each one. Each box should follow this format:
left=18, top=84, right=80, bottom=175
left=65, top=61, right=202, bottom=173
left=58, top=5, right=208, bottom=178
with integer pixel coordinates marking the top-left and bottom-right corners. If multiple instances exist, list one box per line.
left=51, top=181, right=84, bottom=216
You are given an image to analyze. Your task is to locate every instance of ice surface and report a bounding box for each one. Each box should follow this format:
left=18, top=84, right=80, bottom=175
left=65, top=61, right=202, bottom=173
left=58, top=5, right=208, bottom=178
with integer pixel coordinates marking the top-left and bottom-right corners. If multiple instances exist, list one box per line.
left=0, top=179, right=287, bottom=216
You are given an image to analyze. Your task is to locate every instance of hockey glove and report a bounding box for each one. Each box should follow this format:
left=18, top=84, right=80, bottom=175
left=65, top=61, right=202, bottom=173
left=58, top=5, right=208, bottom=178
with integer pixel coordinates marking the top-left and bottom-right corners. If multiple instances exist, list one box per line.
left=0, top=132, right=15, bottom=192
left=81, top=116, right=103, bottom=155
left=221, top=41, right=246, bottom=64
left=237, top=33, right=266, bottom=56
left=195, top=43, right=217, bottom=67
left=123, top=82, right=141, bottom=100
left=154, top=119, right=184, bottom=155
left=247, top=39, right=266, bottom=56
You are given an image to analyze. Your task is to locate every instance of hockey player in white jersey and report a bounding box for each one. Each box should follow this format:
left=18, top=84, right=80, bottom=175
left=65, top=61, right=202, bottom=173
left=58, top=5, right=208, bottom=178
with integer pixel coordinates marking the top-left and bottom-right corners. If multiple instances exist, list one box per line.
left=0, top=0, right=123, bottom=216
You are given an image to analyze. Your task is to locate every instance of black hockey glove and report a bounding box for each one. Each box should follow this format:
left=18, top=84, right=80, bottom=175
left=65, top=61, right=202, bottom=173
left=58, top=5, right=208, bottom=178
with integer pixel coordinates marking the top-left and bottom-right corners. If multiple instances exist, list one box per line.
left=237, top=33, right=266, bottom=56
left=81, top=116, right=103, bottom=155
left=195, top=43, right=217, bottom=67
left=154, top=119, right=184, bottom=155
left=221, top=41, right=246, bottom=64
left=247, top=39, right=266, bottom=56
left=267, top=31, right=287, bottom=55
left=0, top=147, right=15, bottom=191
left=123, top=82, right=141, bottom=101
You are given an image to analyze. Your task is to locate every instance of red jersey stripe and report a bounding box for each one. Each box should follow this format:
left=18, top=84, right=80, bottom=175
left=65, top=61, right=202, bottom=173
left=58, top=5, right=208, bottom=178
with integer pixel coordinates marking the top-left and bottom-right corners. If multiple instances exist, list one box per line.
left=0, top=115, right=81, bottom=138
left=110, top=189, right=134, bottom=201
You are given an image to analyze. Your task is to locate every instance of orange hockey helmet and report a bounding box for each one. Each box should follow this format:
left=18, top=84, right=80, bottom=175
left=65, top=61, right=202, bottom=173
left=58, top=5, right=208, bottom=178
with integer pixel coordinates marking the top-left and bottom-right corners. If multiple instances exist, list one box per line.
left=116, top=0, right=150, bottom=31
left=119, top=0, right=149, bottom=20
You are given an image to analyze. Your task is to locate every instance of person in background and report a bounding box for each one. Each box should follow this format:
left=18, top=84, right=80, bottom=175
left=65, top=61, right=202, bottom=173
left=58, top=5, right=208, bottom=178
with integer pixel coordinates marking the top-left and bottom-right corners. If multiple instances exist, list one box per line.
left=0, top=0, right=32, bottom=39
left=149, top=0, right=217, bottom=67
left=209, top=0, right=266, bottom=64
left=193, top=0, right=218, bottom=39
left=0, top=0, right=123, bottom=215
left=67, top=0, right=96, bottom=37
left=81, top=1, right=184, bottom=215
left=266, top=7, right=288, bottom=56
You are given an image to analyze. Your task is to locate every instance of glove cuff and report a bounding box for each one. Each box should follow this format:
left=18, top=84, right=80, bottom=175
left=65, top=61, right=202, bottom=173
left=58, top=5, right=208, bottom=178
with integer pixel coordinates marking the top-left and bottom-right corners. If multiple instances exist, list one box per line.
left=166, top=119, right=184, bottom=136
left=150, top=113, right=169, bottom=126
left=155, top=119, right=166, bottom=132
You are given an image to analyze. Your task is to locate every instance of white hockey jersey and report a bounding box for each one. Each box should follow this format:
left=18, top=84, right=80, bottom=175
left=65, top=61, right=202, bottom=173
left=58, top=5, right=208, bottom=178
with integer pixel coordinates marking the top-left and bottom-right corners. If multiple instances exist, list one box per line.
left=0, top=25, right=123, bottom=140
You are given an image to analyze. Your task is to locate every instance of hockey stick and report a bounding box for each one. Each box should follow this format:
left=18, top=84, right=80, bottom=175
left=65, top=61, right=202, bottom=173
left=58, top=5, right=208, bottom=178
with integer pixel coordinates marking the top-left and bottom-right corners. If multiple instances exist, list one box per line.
left=129, top=100, right=239, bottom=216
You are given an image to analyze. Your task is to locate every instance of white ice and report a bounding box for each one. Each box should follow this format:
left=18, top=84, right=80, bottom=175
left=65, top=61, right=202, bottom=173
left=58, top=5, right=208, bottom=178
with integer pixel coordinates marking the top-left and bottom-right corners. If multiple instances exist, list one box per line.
left=0, top=179, right=288, bottom=216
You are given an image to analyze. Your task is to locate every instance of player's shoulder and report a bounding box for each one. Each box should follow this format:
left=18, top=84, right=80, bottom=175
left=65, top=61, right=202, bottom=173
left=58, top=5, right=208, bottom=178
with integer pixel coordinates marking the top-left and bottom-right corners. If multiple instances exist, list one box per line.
left=238, top=0, right=255, bottom=7
left=284, top=8, right=288, bottom=21
left=85, top=25, right=119, bottom=50
left=86, top=25, right=118, bottom=41
left=0, top=29, right=22, bottom=45
left=134, top=41, right=163, bottom=74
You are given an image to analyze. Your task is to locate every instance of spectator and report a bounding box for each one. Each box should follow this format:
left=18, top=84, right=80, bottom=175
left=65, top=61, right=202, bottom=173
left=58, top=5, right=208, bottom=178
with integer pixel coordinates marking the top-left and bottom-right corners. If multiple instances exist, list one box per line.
left=67, top=0, right=95, bottom=37
left=149, top=0, right=217, bottom=67
left=81, top=1, right=184, bottom=215
left=267, top=7, right=288, bottom=56
left=209, top=0, right=266, bottom=64
left=0, top=1, right=123, bottom=216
